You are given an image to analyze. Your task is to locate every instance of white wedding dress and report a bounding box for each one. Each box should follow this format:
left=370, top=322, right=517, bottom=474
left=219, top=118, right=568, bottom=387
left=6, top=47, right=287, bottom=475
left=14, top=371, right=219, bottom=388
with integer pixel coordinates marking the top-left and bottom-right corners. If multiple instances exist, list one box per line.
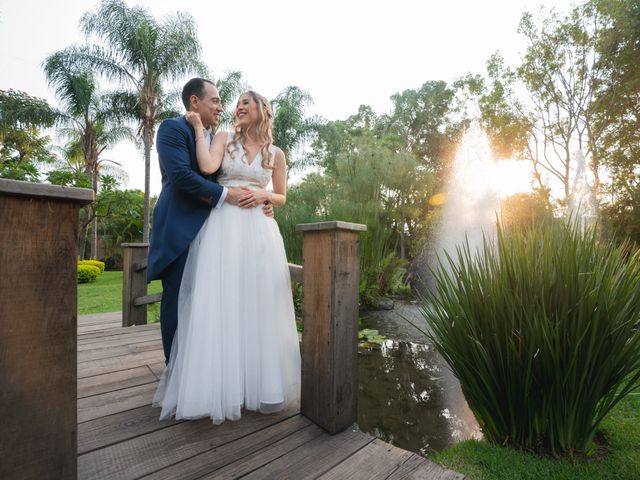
left=153, top=134, right=301, bottom=423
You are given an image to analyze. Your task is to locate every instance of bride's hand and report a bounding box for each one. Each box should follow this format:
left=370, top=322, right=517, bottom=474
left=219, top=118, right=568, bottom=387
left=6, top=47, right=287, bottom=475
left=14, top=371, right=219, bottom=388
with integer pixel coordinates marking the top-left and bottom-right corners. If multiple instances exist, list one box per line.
left=185, top=112, right=204, bottom=129
left=238, top=190, right=271, bottom=208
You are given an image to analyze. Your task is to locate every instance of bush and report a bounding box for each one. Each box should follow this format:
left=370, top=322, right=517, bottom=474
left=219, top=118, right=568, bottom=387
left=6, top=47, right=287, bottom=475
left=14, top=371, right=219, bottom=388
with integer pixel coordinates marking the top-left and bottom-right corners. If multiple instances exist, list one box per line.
left=78, top=264, right=101, bottom=283
left=78, top=259, right=105, bottom=273
left=415, top=217, right=640, bottom=456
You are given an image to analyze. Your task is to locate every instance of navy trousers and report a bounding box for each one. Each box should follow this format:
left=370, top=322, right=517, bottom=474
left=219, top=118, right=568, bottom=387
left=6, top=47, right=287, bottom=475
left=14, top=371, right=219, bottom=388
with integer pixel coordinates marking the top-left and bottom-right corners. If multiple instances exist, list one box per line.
left=159, top=248, right=190, bottom=364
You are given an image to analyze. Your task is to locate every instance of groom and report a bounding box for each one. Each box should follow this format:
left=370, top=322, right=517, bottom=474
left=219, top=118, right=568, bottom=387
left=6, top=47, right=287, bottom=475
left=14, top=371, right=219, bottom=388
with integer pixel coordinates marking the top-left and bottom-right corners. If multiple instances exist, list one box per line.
left=148, top=78, right=272, bottom=364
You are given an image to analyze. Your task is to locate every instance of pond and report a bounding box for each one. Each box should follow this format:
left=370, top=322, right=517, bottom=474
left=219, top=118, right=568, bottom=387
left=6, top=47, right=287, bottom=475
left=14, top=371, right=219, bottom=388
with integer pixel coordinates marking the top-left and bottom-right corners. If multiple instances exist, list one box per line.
left=357, top=300, right=482, bottom=455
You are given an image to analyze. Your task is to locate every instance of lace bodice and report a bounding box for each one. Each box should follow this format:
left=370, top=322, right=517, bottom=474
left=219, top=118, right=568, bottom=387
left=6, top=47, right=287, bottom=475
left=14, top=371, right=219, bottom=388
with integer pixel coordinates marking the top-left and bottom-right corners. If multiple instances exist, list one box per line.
left=216, top=132, right=275, bottom=190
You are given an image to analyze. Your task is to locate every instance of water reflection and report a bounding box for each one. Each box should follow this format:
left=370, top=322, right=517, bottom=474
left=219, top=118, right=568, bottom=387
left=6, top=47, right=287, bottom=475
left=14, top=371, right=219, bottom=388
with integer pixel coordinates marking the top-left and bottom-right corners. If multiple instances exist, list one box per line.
left=358, top=339, right=482, bottom=455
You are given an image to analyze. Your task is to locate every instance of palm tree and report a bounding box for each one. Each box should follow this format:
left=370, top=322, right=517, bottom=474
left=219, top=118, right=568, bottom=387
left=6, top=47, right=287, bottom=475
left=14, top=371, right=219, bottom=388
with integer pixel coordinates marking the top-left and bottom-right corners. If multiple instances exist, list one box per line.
left=49, top=0, right=207, bottom=241
left=42, top=62, right=134, bottom=258
left=215, top=71, right=248, bottom=129
left=271, top=86, right=323, bottom=178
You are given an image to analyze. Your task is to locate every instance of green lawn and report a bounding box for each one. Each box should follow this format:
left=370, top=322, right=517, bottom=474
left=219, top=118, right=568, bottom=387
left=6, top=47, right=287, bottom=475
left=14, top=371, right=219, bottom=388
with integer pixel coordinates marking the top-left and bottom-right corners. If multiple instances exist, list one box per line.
left=431, top=392, right=640, bottom=480
left=78, top=271, right=163, bottom=321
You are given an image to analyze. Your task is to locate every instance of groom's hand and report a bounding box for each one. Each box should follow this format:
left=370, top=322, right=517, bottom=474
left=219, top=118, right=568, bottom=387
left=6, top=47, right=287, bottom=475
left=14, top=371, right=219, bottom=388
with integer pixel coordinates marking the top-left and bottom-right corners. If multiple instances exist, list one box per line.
left=262, top=202, right=274, bottom=218
left=225, top=187, right=251, bottom=205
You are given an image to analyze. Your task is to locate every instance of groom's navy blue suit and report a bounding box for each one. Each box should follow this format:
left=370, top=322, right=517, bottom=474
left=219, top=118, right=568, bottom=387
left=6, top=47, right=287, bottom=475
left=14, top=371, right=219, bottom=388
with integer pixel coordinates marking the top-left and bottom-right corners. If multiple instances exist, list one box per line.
left=148, top=116, right=224, bottom=363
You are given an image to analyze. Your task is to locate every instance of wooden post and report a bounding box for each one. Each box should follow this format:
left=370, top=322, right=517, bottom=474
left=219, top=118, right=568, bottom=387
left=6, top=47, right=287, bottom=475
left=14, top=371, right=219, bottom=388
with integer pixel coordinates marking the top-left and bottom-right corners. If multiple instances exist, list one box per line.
left=0, top=179, right=93, bottom=480
left=298, top=220, right=367, bottom=434
left=122, top=243, right=149, bottom=327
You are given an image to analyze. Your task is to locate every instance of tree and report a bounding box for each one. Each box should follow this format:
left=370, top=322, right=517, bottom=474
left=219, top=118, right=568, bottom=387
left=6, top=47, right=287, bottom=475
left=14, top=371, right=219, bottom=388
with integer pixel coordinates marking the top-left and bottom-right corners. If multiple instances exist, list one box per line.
left=590, top=0, right=640, bottom=234
left=50, top=0, right=207, bottom=241
left=215, top=71, right=247, bottom=129
left=517, top=7, right=606, bottom=204
left=42, top=62, right=134, bottom=258
left=271, top=86, right=322, bottom=177
left=0, top=90, right=57, bottom=181
left=382, top=80, right=459, bottom=178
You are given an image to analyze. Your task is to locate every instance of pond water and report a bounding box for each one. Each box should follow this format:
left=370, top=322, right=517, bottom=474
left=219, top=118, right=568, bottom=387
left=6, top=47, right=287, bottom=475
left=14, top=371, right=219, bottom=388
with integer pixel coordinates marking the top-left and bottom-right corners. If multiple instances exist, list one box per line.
left=357, top=300, right=482, bottom=455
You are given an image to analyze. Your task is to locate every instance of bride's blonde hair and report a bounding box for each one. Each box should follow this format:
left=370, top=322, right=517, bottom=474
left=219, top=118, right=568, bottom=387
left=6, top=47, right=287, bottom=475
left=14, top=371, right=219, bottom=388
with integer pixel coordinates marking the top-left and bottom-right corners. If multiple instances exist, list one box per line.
left=227, top=91, right=274, bottom=169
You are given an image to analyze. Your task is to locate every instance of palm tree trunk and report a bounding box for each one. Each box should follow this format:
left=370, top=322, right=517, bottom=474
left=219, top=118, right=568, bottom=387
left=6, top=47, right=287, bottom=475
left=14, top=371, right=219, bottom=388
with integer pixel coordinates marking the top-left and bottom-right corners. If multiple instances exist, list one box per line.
left=90, top=174, right=99, bottom=259
left=142, top=129, right=152, bottom=243
left=91, top=213, right=98, bottom=259
left=78, top=205, right=91, bottom=259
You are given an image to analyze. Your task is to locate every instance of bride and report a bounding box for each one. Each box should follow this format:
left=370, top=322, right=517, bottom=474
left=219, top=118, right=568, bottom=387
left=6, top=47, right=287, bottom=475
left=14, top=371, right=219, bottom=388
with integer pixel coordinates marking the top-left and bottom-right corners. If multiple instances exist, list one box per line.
left=153, top=91, right=301, bottom=423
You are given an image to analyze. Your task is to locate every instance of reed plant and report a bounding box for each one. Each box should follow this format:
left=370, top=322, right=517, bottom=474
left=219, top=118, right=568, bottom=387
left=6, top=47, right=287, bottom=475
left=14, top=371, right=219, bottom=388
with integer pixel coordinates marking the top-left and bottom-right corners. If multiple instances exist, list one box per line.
left=414, top=217, right=640, bottom=456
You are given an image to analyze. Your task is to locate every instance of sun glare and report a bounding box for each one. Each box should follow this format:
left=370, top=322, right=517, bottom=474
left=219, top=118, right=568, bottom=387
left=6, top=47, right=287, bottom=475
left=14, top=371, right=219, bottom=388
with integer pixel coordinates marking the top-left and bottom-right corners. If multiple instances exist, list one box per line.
left=430, top=122, right=536, bottom=255
left=487, top=159, right=534, bottom=199
left=429, top=122, right=534, bottom=208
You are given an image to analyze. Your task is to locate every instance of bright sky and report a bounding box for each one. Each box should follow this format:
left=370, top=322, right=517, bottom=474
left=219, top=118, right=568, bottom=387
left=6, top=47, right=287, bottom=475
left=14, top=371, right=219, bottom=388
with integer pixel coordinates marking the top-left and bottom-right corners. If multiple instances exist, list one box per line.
left=0, top=0, right=573, bottom=195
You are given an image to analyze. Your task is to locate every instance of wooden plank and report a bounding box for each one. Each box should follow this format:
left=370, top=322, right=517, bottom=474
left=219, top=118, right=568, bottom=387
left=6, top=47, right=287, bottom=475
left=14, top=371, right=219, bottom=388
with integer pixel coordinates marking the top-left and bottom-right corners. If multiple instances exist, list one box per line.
left=0, top=177, right=93, bottom=203
left=317, top=439, right=413, bottom=479
left=237, top=427, right=374, bottom=480
left=78, top=405, right=182, bottom=455
left=78, top=366, right=158, bottom=399
left=78, top=339, right=162, bottom=363
left=78, top=324, right=160, bottom=344
left=78, top=331, right=160, bottom=351
left=134, top=292, right=162, bottom=306
left=197, top=423, right=325, bottom=480
left=78, top=349, right=165, bottom=379
left=78, top=407, right=299, bottom=480
left=296, top=220, right=367, bottom=232
left=78, top=312, right=121, bottom=324
left=78, top=382, right=159, bottom=423
left=385, top=454, right=468, bottom=480
left=78, top=322, right=123, bottom=334
left=288, top=263, right=303, bottom=283
left=142, top=414, right=315, bottom=480
left=0, top=193, right=79, bottom=480
left=123, top=244, right=151, bottom=326
left=78, top=313, right=123, bottom=327
left=148, top=362, right=166, bottom=379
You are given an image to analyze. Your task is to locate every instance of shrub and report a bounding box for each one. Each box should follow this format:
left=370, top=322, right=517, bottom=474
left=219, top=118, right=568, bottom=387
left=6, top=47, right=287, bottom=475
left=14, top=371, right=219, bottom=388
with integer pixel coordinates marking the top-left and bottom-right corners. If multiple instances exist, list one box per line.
left=414, top=217, right=640, bottom=456
left=78, top=264, right=101, bottom=283
left=78, top=259, right=105, bottom=273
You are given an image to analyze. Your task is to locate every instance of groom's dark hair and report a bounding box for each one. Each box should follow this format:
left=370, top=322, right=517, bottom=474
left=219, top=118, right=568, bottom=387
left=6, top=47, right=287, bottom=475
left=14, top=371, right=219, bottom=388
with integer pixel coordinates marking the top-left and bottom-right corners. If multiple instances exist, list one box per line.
left=182, top=78, right=216, bottom=111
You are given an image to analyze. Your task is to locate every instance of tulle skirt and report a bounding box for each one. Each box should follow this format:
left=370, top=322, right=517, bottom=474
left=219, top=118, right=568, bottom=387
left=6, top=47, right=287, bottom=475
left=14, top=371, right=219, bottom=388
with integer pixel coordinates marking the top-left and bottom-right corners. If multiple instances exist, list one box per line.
left=153, top=202, right=301, bottom=423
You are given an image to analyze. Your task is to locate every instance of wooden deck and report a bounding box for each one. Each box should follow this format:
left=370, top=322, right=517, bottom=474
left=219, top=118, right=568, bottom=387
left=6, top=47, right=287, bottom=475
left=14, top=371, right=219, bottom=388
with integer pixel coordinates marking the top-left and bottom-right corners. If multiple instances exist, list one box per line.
left=77, top=312, right=466, bottom=479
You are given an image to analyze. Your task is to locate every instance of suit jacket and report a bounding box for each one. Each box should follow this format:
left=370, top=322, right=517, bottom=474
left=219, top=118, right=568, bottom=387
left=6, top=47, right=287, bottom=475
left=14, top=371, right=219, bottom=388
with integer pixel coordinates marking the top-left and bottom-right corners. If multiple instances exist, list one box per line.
left=147, top=116, right=224, bottom=281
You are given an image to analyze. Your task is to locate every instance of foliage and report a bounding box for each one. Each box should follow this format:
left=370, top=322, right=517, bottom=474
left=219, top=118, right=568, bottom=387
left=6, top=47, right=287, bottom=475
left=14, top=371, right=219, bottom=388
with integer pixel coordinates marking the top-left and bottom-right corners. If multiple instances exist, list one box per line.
left=432, top=392, right=640, bottom=479
left=0, top=89, right=58, bottom=130
left=0, top=90, right=58, bottom=182
left=358, top=328, right=385, bottom=348
left=95, top=188, right=150, bottom=268
left=271, top=86, right=322, bottom=176
left=599, top=184, right=640, bottom=248
left=589, top=0, right=640, bottom=241
left=499, top=192, right=552, bottom=232
left=275, top=172, right=329, bottom=264
left=77, top=264, right=101, bottom=283
left=415, top=217, right=640, bottom=456
left=382, top=80, right=459, bottom=177
left=78, top=259, right=105, bottom=273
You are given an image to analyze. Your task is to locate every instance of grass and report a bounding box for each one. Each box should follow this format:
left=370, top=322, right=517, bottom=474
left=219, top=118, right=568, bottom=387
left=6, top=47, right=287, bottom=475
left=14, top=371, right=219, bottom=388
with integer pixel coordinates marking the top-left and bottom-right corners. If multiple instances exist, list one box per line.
left=78, top=271, right=162, bottom=321
left=431, top=391, right=640, bottom=479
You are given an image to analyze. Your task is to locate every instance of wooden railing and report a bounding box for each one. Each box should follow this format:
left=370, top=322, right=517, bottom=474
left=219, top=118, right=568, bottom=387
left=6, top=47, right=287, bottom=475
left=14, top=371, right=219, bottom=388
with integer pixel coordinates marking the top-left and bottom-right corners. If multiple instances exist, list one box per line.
left=122, top=220, right=366, bottom=434
left=0, top=179, right=93, bottom=480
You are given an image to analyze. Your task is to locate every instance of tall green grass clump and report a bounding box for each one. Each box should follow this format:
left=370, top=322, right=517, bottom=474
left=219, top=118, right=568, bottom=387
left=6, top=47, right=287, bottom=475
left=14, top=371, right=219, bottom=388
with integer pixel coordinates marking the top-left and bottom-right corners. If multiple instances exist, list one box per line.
left=417, top=217, right=640, bottom=456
